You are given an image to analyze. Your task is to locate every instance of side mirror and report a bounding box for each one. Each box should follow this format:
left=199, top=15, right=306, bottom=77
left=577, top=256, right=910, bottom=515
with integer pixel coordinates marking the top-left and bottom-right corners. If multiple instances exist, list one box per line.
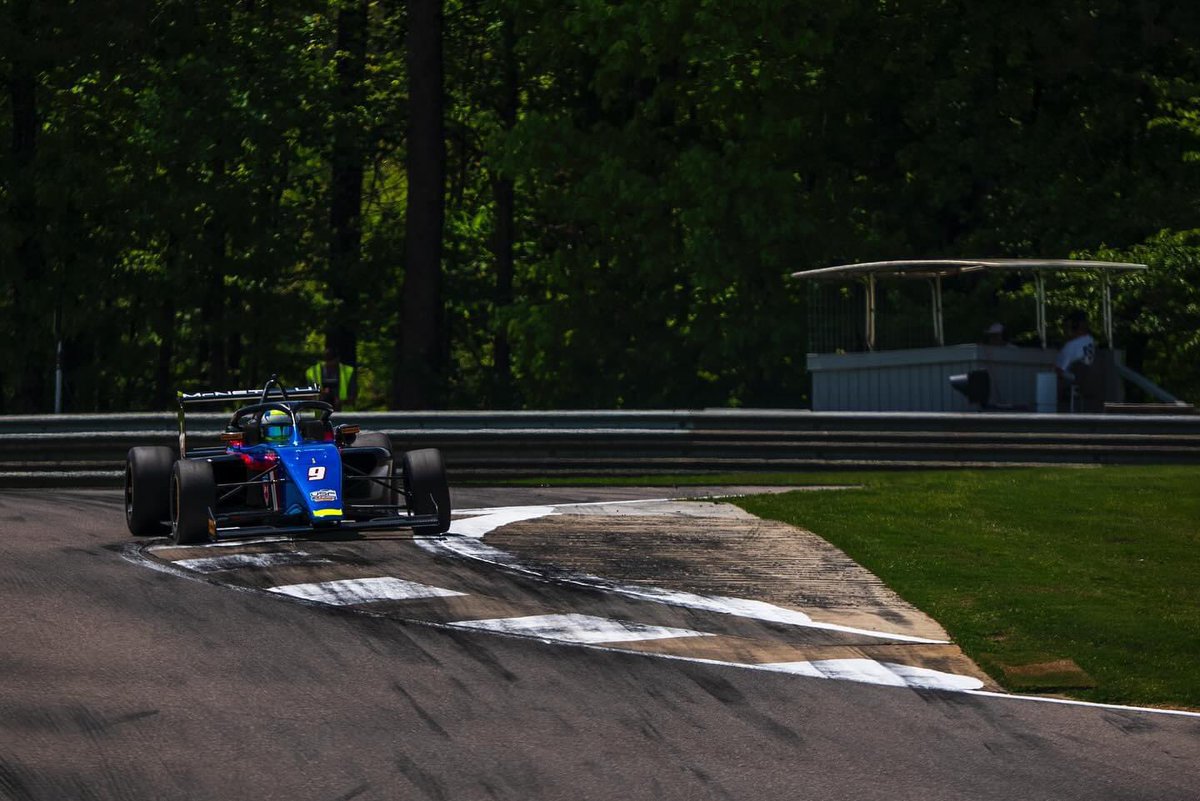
left=335, top=424, right=360, bottom=446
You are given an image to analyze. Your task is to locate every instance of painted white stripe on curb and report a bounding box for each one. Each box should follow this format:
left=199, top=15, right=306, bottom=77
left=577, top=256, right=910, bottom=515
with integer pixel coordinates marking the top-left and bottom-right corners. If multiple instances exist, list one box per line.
left=267, top=577, right=466, bottom=605
left=422, top=536, right=946, bottom=644
left=761, top=659, right=984, bottom=691
left=175, top=552, right=331, bottom=574
left=447, top=505, right=557, bottom=538
left=451, top=613, right=714, bottom=644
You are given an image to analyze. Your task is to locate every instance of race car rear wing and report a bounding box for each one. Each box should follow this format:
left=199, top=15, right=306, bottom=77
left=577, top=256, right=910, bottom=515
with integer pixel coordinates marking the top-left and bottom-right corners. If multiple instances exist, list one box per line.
left=177, top=376, right=321, bottom=456
left=178, top=385, right=321, bottom=406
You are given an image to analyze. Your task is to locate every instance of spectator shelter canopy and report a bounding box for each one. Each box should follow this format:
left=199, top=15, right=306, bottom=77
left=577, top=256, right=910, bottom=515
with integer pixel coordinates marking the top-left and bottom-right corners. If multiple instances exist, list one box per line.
left=790, top=259, right=1147, bottom=351
left=789, top=259, right=1148, bottom=412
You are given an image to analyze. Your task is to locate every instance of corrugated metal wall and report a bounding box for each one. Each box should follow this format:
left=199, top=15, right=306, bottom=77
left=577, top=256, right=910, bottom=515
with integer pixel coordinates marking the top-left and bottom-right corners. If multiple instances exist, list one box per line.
left=808, top=345, right=1059, bottom=411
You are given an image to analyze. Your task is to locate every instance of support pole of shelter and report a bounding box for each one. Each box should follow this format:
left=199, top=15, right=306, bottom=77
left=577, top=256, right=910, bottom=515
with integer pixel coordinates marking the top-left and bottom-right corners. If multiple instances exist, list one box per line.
left=1102, top=271, right=1114, bottom=346
left=865, top=274, right=877, bottom=351
left=53, top=307, right=63, bottom=414
left=930, top=277, right=944, bottom=346
left=1035, top=272, right=1047, bottom=349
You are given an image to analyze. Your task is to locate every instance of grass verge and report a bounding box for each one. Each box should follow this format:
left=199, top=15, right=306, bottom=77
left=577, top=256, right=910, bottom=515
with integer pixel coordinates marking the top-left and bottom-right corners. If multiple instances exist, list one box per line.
left=493, top=466, right=1200, bottom=709
left=728, top=466, right=1200, bottom=710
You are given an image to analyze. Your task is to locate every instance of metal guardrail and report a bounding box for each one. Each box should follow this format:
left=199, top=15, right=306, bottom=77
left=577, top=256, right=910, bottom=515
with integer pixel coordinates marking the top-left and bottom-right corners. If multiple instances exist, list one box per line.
left=1114, top=363, right=1187, bottom=405
left=2, top=409, right=1200, bottom=487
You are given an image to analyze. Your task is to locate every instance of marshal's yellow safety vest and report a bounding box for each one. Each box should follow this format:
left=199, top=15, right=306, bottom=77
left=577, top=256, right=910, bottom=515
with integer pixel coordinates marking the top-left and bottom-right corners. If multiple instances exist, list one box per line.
left=306, top=361, right=355, bottom=401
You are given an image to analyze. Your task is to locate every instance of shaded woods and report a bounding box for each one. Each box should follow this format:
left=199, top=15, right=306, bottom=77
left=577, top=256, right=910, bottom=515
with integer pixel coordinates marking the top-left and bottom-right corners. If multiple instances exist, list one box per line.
left=3, top=0, right=1200, bottom=411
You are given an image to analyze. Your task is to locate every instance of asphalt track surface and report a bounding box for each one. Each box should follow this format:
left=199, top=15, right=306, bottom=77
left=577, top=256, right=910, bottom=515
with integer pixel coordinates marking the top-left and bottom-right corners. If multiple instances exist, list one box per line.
left=2, top=488, right=1198, bottom=801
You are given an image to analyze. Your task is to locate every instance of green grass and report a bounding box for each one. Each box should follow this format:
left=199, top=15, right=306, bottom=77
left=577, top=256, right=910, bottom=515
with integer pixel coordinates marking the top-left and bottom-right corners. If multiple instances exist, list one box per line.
left=728, top=466, right=1200, bottom=710
left=493, top=467, right=1200, bottom=709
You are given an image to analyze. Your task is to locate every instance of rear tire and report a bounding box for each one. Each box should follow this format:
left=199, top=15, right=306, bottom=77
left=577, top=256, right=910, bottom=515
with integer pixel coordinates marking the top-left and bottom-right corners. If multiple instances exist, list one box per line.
left=353, top=430, right=392, bottom=455
left=125, top=446, right=174, bottom=536
left=170, top=460, right=216, bottom=545
left=352, top=431, right=395, bottom=505
left=403, top=448, right=451, bottom=535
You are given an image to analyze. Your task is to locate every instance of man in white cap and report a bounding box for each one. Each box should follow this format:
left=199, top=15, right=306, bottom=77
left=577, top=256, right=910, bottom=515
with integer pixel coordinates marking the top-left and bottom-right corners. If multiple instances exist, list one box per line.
left=983, top=322, right=1013, bottom=347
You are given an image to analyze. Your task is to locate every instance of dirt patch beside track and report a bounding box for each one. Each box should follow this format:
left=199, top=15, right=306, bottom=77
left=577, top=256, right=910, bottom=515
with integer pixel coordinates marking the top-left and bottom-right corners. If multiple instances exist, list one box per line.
left=488, top=508, right=951, bottom=645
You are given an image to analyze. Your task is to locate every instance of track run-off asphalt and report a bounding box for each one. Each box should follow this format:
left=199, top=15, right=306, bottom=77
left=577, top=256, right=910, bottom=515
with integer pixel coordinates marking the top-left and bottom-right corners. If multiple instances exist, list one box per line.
left=1, top=486, right=1197, bottom=801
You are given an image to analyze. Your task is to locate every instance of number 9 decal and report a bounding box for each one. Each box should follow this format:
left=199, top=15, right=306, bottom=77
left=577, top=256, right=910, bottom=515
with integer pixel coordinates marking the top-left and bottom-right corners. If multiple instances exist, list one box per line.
left=308, top=466, right=326, bottom=481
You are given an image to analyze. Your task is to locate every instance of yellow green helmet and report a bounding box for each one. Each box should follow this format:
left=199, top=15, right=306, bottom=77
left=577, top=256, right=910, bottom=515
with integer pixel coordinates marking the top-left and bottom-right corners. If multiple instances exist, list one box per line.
left=262, top=409, right=293, bottom=443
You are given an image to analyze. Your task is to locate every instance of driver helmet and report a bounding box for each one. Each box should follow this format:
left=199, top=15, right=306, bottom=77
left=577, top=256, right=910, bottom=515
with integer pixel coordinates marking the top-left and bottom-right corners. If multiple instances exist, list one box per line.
left=262, top=409, right=293, bottom=443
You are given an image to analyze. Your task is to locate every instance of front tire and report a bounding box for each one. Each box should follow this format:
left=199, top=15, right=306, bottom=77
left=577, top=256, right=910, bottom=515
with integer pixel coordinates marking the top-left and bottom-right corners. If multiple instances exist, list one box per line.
left=403, top=448, right=451, bottom=535
left=170, top=460, right=216, bottom=545
left=125, top=446, right=174, bottom=536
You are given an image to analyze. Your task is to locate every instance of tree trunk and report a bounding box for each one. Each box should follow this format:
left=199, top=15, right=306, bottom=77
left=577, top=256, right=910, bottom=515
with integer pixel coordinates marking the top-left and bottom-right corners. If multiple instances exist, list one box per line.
left=490, top=15, right=518, bottom=408
left=8, top=0, right=47, bottom=412
left=152, top=237, right=179, bottom=410
left=203, top=158, right=228, bottom=388
left=395, top=0, right=445, bottom=409
left=329, top=0, right=368, bottom=366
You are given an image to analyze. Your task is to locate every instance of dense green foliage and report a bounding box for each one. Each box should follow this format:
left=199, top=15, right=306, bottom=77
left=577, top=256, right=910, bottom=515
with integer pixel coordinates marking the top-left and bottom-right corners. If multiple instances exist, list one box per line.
left=733, top=467, right=1200, bottom=709
left=3, top=0, right=1199, bottom=411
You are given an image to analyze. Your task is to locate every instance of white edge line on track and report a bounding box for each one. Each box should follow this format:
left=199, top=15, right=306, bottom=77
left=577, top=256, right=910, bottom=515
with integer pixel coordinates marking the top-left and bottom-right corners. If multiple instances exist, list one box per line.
left=961, top=690, right=1200, bottom=719
left=452, top=498, right=681, bottom=515
left=450, top=489, right=859, bottom=518
left=453, top=488, right=860, bottom=517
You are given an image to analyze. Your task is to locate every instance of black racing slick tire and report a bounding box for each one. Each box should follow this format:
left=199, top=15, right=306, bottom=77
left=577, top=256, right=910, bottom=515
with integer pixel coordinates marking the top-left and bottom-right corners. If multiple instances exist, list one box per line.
left=170, top=459, right=216, bottom=545
left=351, top=431, right=395, bottom=505
left=402, top=448, right=451, bottom=535
left=125, top=446, right=174, bottom=537
left=353, top=430, right=392, bottom=455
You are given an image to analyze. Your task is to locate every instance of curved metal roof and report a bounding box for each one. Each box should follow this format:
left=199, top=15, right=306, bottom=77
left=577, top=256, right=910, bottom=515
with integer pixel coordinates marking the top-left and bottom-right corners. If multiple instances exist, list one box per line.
left=791, top=259, right=1147, bottom=281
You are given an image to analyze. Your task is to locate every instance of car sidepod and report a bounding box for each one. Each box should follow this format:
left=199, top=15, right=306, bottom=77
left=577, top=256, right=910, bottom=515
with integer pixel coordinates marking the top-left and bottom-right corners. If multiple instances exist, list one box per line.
left=277, top=444, right=344, bottom=523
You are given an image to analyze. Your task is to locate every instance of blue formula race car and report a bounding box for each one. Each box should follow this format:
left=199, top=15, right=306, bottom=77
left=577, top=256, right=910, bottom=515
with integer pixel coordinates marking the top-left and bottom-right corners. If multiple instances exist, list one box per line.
left=124, top=377, right=451, bottom=544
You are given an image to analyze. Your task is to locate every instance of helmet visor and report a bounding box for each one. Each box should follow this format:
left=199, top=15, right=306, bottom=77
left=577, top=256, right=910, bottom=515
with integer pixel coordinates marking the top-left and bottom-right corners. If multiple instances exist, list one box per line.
left=264, top=424, right=291, bottom=441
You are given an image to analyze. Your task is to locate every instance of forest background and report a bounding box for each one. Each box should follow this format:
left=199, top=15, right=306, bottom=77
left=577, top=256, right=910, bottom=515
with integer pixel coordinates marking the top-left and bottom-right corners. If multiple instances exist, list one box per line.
left=2, top=0, right=1199, bottom=413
